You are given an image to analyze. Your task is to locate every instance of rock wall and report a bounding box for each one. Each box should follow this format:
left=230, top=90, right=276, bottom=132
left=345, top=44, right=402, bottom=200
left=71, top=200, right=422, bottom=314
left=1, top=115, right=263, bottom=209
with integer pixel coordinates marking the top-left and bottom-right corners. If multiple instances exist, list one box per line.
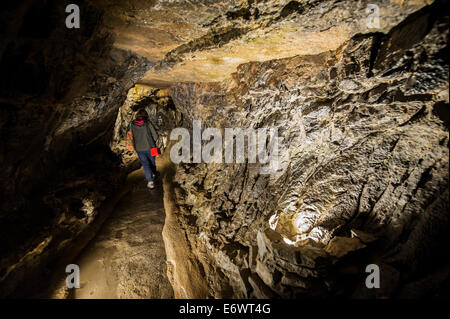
left=111, top=84, right=181, bottom=167
left=0, top=0, right=150, bottom=297
left=0, top=0, right=447, bottom=299
left=168, top=1, right=449, bottom=298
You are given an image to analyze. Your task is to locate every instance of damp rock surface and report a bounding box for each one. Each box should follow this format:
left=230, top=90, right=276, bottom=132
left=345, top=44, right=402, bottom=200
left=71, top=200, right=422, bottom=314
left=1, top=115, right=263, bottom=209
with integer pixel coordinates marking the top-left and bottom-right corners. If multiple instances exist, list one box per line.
left=0, top=0, right=448, bottom=299
left=0, top=0, right=150, bottom=297
left=90, top=0, right=432, bottom=84
left=166, top=1, right=449, bottom=298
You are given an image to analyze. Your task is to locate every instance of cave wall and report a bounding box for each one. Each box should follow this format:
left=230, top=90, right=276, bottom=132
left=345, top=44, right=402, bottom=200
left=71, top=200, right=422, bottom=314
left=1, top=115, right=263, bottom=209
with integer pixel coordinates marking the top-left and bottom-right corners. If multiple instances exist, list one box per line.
left=0, top=0, right=447, bottom=299
left=110, top=84, right=181, bottom=168
left=168, top=1, right=449, bottom=298
left=0, top=0, right=150, bottom=297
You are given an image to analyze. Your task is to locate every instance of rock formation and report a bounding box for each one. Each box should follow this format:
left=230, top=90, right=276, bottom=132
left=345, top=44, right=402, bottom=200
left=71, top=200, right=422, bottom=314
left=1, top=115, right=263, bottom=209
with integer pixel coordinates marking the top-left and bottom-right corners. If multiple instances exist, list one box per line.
left=166, top=0, right=450, bottom=298
left=0, top=0, right=447, bottom=298
left=0, top=0, right=150, bottom=297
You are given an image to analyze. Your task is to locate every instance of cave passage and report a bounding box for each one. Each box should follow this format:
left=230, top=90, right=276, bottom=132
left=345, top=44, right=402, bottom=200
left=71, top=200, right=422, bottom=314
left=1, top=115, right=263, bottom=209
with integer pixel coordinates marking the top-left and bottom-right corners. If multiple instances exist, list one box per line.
left=68, top=165, right=173, bottom=299
left=0, top=0, right=448, bottom=301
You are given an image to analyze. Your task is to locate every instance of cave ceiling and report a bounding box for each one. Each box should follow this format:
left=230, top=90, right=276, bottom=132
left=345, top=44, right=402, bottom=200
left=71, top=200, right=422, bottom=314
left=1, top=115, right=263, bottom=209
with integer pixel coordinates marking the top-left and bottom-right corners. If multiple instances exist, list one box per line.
left=89, top=0, right=430, bottom=87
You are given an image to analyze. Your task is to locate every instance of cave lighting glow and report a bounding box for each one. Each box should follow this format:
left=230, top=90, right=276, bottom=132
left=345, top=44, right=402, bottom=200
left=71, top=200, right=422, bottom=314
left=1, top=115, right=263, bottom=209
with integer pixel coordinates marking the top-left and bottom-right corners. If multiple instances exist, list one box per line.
left=268, top=214, right=278, bottom=230
left=283, top=237, right=296, bottom=245
left=269, top=214, right=298, bottom=245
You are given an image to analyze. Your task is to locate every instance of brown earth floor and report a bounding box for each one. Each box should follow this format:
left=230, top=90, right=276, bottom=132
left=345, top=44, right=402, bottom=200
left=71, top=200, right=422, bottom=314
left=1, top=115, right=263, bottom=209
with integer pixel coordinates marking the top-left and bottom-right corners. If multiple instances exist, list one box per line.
left=72, top=167, right=174, bottom=299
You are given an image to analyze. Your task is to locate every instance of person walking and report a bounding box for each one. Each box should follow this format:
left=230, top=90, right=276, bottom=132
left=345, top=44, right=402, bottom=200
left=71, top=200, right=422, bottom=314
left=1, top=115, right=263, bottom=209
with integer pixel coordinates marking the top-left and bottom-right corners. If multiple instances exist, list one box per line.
left=126, top=109, right=160, bottom=189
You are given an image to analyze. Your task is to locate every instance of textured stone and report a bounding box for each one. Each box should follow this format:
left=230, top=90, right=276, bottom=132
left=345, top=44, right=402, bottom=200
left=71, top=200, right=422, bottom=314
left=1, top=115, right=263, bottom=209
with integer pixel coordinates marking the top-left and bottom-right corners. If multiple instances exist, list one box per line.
left=255, top=259, right=281, bottom=287
left=350, top=229, right=378, bottom=244
left=0, top=0, right=448, bottom=299
left=0, top=0, right=150, bottom=297
left=325, top=237, right=367, bottom=259
left=248, top=273, right=276, bottom=299
left=281, top=272, right=310, bottom=289
left=90, top=0, right=432, bottom=84
left=168, top=0, right=449, bottom=298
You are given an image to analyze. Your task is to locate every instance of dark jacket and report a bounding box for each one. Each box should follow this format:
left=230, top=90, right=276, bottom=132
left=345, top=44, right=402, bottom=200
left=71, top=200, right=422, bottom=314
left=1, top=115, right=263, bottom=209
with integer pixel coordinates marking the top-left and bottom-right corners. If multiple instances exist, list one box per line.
left=131, top=119, right=159, bottom=151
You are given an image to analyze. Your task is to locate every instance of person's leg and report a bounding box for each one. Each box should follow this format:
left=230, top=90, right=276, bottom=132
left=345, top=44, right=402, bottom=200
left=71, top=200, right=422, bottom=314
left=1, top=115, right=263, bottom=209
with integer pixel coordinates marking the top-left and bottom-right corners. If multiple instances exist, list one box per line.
left=148, top=153, right=157, bottom=176
left=136, top=150, right=153, bottom=182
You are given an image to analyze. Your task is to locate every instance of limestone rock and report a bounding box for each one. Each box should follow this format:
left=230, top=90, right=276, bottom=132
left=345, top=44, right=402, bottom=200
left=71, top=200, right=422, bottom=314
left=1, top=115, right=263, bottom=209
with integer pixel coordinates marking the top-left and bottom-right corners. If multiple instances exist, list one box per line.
left=248, top=273, right=276, bottom=299
left=0, top=0, right=150, bottom=297
left=325, top=237, right=367, bottom=259
left=0, top=0, right=448, bottom=299
left=168, top=0, right=449, bottom=298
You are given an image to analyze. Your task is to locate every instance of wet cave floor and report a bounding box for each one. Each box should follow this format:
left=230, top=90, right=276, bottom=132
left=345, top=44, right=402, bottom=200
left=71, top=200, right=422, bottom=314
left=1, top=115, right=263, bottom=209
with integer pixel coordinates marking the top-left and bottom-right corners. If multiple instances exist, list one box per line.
left=68, top=164, right=174, bottom=299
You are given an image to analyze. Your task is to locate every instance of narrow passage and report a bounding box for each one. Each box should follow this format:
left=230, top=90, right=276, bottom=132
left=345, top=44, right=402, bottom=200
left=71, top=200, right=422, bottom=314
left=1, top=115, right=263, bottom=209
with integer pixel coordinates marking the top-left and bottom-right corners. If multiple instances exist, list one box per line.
left=73, top=168, right=173, bottom=299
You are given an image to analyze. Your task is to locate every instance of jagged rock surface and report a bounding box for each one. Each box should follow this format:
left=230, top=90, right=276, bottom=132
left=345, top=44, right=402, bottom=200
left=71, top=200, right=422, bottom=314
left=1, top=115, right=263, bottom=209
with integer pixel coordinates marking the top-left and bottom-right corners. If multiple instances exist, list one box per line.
left=91, top=0, right=431, bottom=84
left=168, top=2, right=449, bottom=298
left=0, top=0, right=448, bottom=299
left=0, top=0, right=150, bottom=297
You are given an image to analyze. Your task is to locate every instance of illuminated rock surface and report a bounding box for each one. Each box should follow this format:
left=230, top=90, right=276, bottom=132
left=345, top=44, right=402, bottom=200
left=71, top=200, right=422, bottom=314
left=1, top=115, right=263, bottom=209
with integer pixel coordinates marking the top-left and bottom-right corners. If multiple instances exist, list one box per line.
left=0, top=0, right=448, bottom=298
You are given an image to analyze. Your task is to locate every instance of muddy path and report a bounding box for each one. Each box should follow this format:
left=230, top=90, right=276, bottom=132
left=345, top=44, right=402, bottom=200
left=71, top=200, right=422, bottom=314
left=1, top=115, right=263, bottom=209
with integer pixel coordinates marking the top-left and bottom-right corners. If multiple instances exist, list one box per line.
left=71, top=167, right=174, bottom=299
